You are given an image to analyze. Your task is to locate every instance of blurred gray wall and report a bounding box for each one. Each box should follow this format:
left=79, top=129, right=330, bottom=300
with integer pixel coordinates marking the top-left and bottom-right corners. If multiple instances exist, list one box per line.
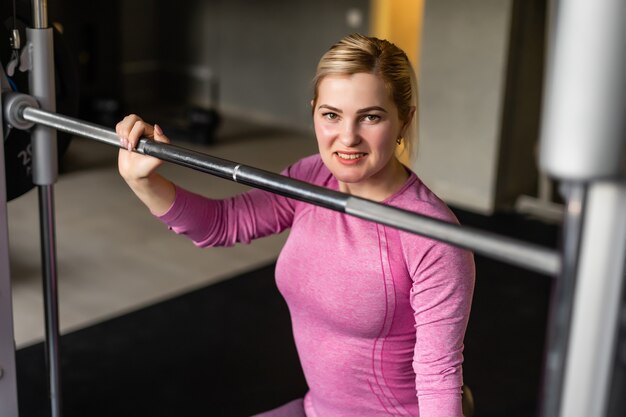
left=416, top=0, right=545, bottom=214
left=120, top=0, right=370, bottom=130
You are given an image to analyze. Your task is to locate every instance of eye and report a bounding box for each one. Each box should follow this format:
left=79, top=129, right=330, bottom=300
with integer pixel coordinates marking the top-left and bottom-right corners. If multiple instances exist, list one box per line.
left=362, top=114, right=381, bottom=123
left=322, top=112, right=339, bottom=120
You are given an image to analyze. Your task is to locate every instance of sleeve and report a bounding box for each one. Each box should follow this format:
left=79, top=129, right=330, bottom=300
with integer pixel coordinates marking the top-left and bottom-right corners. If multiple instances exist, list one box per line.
left=156, top=185, right=295, bottom=247
left=408, top=227, right=475, bottom=416
left=155, top=159, right=318, bottom=247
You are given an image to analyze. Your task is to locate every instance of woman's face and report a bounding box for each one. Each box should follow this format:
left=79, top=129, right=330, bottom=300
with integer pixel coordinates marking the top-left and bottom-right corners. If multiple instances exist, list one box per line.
left=313, top=72, right=408, bottom=197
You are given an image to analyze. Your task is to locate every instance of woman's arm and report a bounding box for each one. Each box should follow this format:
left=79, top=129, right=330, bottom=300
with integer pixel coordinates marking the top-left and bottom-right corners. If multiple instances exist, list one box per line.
left=116, top=113, right=305, bottom=247
left=157, top=185, right=295, bottom=248
left=410, top=239, right=475, bottom=417
left=116, top=114, right=176, bottom=215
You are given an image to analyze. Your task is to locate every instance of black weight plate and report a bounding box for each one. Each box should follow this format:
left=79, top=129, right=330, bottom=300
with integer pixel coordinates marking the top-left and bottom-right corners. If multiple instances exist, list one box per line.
left=4, top=128, right=33, bottom=200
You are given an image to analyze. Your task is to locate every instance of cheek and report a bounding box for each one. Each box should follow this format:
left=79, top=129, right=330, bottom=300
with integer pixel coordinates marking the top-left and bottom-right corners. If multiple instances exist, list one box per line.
left=314, top=127, right=328, bottom=152
left=367, top=126, right=396, bottom=153
left=314, top=121, right=335, bottom=147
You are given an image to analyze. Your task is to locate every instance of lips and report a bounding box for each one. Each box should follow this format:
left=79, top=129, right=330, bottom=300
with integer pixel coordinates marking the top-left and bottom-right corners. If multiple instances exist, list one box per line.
left=335, top=152, right=366, bottom=160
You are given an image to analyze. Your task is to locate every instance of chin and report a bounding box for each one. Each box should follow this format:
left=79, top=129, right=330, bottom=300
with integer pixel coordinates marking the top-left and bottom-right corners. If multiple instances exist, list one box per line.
left=322, top=155, right=371, bottom=183
left=330, top=170, right=367, bottom=185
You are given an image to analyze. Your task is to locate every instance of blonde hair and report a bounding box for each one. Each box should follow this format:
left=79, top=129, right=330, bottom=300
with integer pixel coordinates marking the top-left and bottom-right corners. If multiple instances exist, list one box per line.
left=312, top=33, right=419, bottom=159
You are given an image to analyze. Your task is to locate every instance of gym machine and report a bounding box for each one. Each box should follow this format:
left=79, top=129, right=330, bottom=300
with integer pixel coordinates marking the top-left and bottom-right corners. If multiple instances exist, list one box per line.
left=1, top=0, right=624, bottom=416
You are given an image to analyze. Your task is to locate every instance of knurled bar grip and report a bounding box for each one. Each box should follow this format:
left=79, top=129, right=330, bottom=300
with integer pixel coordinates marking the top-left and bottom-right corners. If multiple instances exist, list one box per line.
left=18, top=104, right=561, bottom=276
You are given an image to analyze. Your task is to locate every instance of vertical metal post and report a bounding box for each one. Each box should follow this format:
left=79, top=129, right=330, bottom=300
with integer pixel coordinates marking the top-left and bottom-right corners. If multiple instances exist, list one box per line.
left=37, top=184, right=62, bottom=417
left=539, top=0, right=626, bottom=415
left=539, top=0, right=625, bottom=179
left=560, top=181, right=626, bottom=417
left=32, top=0, right=49, bottom=27
left=539, top=183, right=586, bottom=417
left=29, top=1, right=62, bottom=417
left=0, top=85, right=20, bottom=417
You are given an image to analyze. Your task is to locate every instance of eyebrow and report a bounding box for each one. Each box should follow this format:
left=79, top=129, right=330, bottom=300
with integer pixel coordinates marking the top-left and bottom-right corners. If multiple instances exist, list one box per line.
left=317, top=104, right=388, bottom=114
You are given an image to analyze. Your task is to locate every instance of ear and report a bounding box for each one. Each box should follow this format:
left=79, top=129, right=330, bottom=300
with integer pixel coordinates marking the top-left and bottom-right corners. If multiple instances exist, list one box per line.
left=310, top=99, right=315, bottom=108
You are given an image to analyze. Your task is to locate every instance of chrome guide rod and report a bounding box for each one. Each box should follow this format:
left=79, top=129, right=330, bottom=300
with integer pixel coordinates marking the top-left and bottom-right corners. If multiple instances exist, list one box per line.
left=37, top=184, right=62, bottom=416
left=29, top=1, right=62, bottom=416
left=32, top=0, right=48, bottom=28
left=539, top=183, right=586, bottom=417
left=20, top=105, right=561, bottom=276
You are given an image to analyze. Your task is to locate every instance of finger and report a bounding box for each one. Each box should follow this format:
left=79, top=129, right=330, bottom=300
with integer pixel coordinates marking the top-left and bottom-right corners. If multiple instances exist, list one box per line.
left=119, top=137, right=129, bottom=150
left=115, top=114, right=143, bottom=148
left=153, top=124, right=171, bottom=144
left=116, top=114, right=143, bottom=139
left=128, top=121, right=153, bottom=150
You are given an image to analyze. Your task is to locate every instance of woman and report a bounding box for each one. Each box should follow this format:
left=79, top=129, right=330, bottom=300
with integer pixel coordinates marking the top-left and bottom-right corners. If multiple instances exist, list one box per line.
left=117, top=33, right=475, bottom=417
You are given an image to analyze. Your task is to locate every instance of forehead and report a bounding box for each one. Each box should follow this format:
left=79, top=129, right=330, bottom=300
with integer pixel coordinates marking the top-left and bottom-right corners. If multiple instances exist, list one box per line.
left=317, top=73, right=394, bottom=108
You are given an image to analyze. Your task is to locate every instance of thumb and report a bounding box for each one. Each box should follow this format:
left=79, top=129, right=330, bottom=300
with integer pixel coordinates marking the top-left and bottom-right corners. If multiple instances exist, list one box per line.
left=153, top=124, right=171, bottom=144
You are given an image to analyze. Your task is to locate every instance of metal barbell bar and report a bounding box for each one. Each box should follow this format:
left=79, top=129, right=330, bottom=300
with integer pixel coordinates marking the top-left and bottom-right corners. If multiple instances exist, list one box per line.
left=4, top=91, right=561, bottom=276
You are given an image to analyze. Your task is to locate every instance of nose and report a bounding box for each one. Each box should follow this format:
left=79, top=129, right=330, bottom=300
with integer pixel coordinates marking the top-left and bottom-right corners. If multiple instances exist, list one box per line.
left=339, top=121, right=361, bottom=147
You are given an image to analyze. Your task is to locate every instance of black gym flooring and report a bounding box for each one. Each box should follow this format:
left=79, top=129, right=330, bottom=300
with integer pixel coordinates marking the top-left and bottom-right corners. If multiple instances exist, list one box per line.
left=16, top=208, right=559, bottom=417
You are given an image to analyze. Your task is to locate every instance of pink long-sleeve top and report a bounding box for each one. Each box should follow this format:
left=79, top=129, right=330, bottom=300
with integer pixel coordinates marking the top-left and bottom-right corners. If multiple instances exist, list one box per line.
left=157, top=154, right=475, bottom=417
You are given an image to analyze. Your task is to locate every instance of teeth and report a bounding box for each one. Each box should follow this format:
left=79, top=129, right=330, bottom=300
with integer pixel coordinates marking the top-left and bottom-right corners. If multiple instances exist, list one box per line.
left=337, top=153, right=365, bottom=160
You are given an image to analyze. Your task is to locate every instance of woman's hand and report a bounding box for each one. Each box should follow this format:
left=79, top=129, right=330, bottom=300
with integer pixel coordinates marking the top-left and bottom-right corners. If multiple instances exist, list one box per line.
left=116, top=114, right=176, bottom=215
left=117, top=114, right=170, bottom=183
